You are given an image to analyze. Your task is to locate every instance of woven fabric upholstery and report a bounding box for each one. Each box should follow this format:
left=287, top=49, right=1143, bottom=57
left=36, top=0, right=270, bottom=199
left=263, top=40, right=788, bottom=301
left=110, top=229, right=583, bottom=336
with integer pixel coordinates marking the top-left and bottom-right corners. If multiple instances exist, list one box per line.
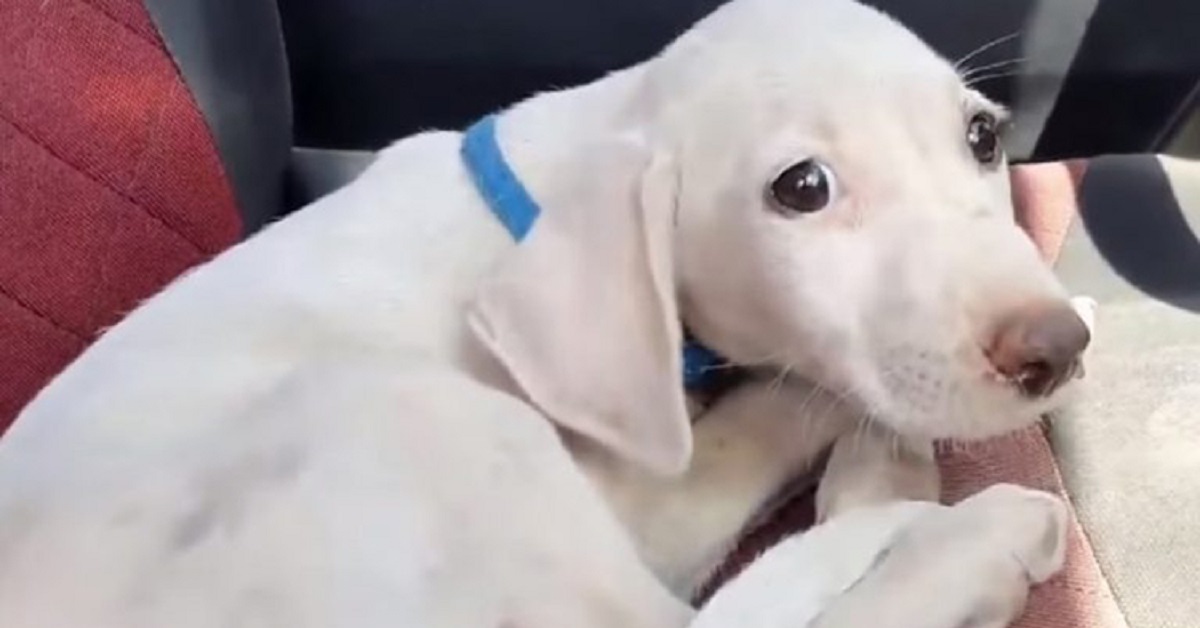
left=0, top=0, right=241, bottom=432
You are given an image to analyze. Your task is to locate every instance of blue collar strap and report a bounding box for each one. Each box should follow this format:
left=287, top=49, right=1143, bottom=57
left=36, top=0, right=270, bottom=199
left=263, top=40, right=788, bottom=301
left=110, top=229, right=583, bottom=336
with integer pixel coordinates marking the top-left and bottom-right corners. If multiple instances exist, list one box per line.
left=461, top=114, right=725, bottom=389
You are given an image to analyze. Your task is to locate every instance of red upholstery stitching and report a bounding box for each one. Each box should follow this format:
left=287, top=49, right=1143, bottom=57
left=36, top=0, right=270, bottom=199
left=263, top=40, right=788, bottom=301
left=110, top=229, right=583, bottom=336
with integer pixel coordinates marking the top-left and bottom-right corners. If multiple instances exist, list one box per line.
left=75, top=0, right=161, bottom=48
left=0, top=111, right=205, bottom=254
left=0, top=284, right=85, bottom=341
left=0, top=0, right=241, bottom=433
left=126, top=80, right=179, bottom=200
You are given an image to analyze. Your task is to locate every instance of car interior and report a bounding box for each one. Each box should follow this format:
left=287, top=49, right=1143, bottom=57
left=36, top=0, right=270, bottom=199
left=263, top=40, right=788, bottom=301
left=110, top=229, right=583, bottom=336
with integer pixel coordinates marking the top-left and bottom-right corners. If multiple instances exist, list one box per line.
left=2, top=0, right=1197, bottom=626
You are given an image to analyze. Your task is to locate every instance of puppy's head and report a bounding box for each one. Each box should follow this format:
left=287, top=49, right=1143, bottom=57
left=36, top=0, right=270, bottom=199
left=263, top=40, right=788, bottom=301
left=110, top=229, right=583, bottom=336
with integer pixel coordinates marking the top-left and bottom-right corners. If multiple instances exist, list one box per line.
left=471, top=0, right=1090, bottom=475
left=657, top=0, right=1089, bottom=441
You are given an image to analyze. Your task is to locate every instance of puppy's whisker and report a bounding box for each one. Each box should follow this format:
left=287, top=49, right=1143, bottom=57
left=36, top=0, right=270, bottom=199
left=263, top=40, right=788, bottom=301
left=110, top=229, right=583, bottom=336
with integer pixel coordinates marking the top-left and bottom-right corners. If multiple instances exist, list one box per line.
left=792, top=382, right=825, bottom=422
left=968, top=66, right=1023, bottom=79
left=698, top=362, right=745, bottom=373
left=770, top=365, right=791, bottom=389
left=967, top=69, right=1023, bottom=83
left=767, top=363, right=795, bottom=401
left=864, top=412, right=886, bottom=456
left=851, top=410, right=868, bottom=452
left=701, top=349, right=788, bottom=373
left=965, top=70, right=1023, bottom=87
left=953, top=31, right=1021, bottom=71
left=961, top=57, right=1027, bottom=79
left=813, top=384, right=859, bottom=445
left=748, top=349, right=788, bottom=364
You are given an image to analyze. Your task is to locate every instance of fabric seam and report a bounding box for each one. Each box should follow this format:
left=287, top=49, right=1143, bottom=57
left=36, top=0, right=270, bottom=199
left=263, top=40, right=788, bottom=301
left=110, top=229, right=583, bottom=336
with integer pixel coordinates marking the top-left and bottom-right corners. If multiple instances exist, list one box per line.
left=0, top=113, right=206, bottom=254
left=0, top=284, right=86, bottom=341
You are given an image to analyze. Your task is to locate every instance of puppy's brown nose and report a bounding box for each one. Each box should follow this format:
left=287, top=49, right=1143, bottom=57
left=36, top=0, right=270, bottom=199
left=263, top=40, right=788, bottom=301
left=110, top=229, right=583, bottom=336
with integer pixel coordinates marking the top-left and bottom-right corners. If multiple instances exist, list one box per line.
left=986, top=303, right=1091, bottom=397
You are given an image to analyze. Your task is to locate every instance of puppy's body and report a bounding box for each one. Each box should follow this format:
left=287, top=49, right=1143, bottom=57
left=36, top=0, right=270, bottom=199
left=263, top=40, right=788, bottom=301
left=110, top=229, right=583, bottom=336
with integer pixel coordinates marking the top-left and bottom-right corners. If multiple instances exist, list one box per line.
left=0, top=109, right=797, bottom=628
left=0, top=0, right=1087, bottom=626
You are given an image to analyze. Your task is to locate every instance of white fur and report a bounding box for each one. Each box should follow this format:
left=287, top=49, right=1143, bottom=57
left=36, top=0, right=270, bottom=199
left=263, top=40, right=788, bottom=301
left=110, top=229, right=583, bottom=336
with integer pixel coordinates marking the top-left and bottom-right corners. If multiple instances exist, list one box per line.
left=694, top=483, right=1069, bottom=628
left=0, top=0, right=1082, bottom=626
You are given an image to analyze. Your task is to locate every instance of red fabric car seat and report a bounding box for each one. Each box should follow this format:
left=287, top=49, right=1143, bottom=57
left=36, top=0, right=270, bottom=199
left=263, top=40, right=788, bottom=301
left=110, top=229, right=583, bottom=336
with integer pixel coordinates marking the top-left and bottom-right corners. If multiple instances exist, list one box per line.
left=0, top=0, right=243, bottom=431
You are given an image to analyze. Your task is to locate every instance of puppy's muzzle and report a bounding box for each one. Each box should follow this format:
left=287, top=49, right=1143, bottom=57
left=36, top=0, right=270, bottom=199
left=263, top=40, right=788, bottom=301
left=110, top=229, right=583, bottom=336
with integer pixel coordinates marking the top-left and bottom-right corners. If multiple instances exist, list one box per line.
left=986, top=302, right=1091, bottom=398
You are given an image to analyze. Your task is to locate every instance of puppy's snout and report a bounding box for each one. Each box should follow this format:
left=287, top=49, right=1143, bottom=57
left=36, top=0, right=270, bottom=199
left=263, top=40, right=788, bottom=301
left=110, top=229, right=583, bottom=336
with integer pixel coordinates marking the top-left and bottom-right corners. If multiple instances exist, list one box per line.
left=986, top=303, right=1091, bottom=397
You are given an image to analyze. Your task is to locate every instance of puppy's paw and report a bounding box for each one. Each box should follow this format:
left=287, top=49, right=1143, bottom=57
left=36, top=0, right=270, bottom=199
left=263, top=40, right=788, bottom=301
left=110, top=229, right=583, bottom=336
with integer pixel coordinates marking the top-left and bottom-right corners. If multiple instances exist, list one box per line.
left=957, top=483, right=1070, bottom=584
left=800, top=485, right=1069, bottom=628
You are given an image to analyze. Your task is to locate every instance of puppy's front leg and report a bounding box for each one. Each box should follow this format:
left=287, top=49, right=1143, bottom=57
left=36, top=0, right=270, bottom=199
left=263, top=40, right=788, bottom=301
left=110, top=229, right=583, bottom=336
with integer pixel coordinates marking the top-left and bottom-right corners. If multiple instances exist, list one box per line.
left=577, top=379, right=858, bottom=596
left=692, top=483, right=1069, bottom=628
left=815, top=423, right=939, bottom=523
left=812, top=484, right=1069, bottom=628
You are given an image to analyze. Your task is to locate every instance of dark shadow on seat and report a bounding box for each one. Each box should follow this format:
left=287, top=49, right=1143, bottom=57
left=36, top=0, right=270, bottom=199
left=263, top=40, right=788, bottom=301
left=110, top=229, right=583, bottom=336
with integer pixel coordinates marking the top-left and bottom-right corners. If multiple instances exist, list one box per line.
left=284, top=147, right=377, bottom=213
left=143, top=0, right=293, bottom=235
left=1077, top=154, right=1200, bottom=312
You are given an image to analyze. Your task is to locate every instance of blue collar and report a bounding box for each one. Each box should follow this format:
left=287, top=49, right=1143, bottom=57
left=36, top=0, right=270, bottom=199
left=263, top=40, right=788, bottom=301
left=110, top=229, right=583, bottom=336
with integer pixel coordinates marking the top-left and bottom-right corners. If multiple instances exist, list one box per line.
left=461, top=114, right=725, bottom=389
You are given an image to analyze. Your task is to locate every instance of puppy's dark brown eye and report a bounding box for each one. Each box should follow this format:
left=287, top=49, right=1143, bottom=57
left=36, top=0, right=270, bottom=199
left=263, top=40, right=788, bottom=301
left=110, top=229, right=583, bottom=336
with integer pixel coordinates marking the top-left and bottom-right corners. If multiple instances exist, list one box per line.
left=768, top=159, right=836, bottom=215
left=967, top=112, right=1002, bottom=166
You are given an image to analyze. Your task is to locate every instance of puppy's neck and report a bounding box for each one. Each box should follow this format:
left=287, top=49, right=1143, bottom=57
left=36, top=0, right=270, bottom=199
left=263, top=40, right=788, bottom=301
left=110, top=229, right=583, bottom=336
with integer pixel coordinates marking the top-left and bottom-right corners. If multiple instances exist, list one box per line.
left=488, top=65, right=654, bottom=201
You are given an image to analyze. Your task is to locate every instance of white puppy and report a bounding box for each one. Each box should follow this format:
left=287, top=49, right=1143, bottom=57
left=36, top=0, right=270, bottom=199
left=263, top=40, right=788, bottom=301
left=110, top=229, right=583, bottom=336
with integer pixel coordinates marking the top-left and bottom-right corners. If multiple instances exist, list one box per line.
left=0, top=0, right=1090, bottom=626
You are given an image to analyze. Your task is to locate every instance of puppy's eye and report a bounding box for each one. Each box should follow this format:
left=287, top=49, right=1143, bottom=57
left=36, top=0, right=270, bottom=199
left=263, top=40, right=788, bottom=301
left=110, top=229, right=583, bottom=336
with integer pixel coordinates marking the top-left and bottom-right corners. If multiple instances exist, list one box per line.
left=967, top=112, right=1003, bottom=166
left=768, top=159, right=836, bottom=215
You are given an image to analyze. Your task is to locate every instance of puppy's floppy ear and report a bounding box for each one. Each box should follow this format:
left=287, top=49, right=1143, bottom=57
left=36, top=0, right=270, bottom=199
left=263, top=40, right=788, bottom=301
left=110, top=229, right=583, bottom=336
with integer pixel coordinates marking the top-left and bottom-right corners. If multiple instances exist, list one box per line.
left=468, top=136, right=692, bottom=477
